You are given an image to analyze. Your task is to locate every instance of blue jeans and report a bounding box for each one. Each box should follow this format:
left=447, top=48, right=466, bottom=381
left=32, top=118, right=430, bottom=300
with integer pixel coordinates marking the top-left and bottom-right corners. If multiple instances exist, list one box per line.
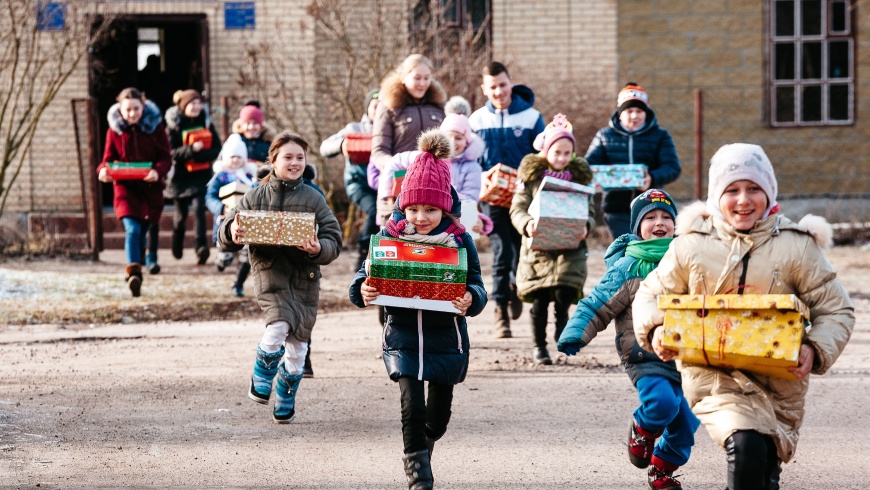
left=634, top=375, right=700, bottom=467
left=604, top=212, right=632, bottom=240
left=482, top=202, right=521, bottom=304
left=122, top=217, right=148, bottom=265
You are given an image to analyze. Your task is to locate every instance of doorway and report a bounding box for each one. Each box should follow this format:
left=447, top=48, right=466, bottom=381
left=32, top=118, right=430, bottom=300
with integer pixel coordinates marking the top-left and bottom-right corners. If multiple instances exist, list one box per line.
left=88, top=14, right=210, bottom=207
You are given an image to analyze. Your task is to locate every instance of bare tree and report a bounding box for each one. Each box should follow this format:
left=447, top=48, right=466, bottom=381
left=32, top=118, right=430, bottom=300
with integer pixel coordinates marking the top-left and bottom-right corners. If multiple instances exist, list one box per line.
left=0, top=0, right=117, bottom=219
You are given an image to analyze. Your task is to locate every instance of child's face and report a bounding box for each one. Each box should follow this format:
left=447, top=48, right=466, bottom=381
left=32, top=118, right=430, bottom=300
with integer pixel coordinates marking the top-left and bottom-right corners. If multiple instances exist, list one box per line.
left=273, top=141, right=306, bottom=181
left=447, top=130, right=467, bottom=155
left=184, top=98, right=203, bottom=118
left=619, top=107, right=646, bottom=132
left=228, top=155, right=245, bottom=170
left=639, top=209, right=675, bottom=240
left=546, top=138, right=574, bottom=170
left=242, top=120, right=262, bottom=139
left=119, top=99, right=143, bottom=125
left=403, top=64, right=432, bottom=100
left=719, top=180, right=768, bottom=231
left=404, top=204, right=444, bottom=235
left=481, top=72, right=512, bottom=110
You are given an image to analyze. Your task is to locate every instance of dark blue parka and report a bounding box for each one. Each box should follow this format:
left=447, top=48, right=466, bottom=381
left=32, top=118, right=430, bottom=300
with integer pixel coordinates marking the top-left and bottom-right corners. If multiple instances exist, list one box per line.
left=557, top=233, right=680, bottom=386
left=469, top=85, right=545, bottom=172
left=348, top=206, right=487, bottom=385
left=585, top=109, right=681, bottom=215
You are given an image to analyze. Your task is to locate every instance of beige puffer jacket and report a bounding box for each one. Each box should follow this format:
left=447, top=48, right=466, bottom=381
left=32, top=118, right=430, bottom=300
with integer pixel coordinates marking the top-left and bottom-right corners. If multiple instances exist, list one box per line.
left=632, top=203, right=854, bottom=462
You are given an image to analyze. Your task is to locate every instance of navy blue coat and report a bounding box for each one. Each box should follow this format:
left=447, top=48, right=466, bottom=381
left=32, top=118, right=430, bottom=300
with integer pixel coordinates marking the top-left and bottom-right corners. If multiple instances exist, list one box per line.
left=585, top=109, right=681, bottom=215
left=348, top=217, right=487, bottom=385
left=557, top=233, right=680, bottom=386
left=469, top=85, right=545, bottom=171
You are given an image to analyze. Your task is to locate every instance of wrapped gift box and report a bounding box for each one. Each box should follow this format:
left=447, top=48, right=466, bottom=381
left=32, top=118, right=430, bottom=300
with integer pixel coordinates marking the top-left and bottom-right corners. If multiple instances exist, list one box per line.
left=236, top=210, right=316, bottom=246
left=106, top=161, right=152, bottom=181
left=479, top=164, right=518, bottom=208
left=182, top=126, right=213, bottom=150
left=367, top=235, right=467, bottom=313
left=219, top=182, right=250, bottom=210
left=459, top=200, right=480, bottom=240
left=527, top=176, right=593, bottom=251
left=390, top=169, right=406, bottom=198
left=185, top=161, right=211, bottom=173
left=591, top=164, right=646, bottom=190
left=657, top=294, right=808, bottom=379
left=345, top=133, right=372, bottom=164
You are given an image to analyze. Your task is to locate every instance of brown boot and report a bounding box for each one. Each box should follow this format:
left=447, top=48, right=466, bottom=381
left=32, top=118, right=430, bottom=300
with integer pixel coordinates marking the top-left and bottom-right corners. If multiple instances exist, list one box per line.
left=124, top=264, right=142, bottom=298
left=493, top=302, right=512, bottom=338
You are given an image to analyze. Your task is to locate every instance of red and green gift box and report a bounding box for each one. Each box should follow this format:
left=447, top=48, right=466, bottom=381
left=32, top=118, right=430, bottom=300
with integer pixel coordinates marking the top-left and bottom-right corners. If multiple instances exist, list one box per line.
left=367, top=235, right=467, bottom=313
left=479, top=164, right=518, bottom=208
left=182, top=126, right=213, bottom=172
left=106, top=161, right=152, bottom=180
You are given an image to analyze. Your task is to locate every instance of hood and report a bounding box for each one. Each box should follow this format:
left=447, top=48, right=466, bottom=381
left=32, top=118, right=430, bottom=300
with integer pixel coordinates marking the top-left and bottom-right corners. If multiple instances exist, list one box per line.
left=517, top=153, right=593, bottom=185
left=486, top=84, right=535, bottom=115
left=603, top=233, right=639, bottom=268
left=108, top=99, right=163, bottom=135
left=607, top=106, right=659, bottom=136
left=165, top=104, right=213, bottom=132
left=379, top=71, right=447, bottom=110
left=455, top=132, right=484, bottom=163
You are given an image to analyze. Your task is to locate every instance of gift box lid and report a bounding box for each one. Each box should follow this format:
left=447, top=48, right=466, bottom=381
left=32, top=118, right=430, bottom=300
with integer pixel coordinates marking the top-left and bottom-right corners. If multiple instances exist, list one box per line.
left=108, top=161, right=152, bottom=169
left=219, top=181, right=250, bottom=199
left=528, top=176, right=593, bottom=221
left=657, top=294, right=809, bottom=318
left=591, top=164, right=647, bottom=189
left=369, top=235, right=467, bottom=284
left=182, top=126, right=212, bottom=147
left=236, top=210, right=316, bottom=246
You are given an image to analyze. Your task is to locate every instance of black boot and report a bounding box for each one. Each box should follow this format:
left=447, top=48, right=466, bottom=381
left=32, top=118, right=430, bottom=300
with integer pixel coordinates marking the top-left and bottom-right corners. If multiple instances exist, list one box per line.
left=530, top=302, right=551, bottom=365
left=726, top=431, right=775, bottom=490
left=402, top=449, right=433, bottom=490
left=171, top=227, right=185, bottom=259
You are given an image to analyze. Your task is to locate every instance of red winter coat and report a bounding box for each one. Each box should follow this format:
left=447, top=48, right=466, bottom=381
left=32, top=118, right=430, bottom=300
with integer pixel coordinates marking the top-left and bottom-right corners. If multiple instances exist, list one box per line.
left=97, top=100, right=172, bottom=223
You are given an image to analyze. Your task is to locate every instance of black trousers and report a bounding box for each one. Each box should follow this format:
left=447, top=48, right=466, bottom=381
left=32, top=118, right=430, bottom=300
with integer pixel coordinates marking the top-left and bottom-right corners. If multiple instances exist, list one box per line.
left=726, top=430, right=782, bottom=490
left=398, top=377, right=454, bottom=454
left=483, top=203, right=521, bottom=305
left=174, top=194, right=207, bottom=250
left=528, top=286, right=578, bottom=349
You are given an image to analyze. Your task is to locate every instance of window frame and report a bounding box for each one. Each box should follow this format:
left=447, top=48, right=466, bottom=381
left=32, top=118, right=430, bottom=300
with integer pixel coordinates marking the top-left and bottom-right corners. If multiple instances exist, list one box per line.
left=409, top=0, right=492, bottom=57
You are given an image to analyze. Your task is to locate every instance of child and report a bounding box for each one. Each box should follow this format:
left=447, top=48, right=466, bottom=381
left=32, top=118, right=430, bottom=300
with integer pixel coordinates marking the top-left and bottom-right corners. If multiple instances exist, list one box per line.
left=205, top=133, right=258, bottom=297
left=348, top=129, right=487, bottom=490
left=217, top=131, right=342, bottom=423
left=633, top=143, right=854, bottom=490
left=558, top=189, right=699, bottom=490
left=509, top=114, right=593, bottom=365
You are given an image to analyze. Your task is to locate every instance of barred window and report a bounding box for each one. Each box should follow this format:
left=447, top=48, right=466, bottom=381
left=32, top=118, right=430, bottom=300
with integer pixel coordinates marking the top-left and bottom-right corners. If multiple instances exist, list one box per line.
left=410, top=0, right=491, bottom=57
left=770, top=0, right=855, bottom=126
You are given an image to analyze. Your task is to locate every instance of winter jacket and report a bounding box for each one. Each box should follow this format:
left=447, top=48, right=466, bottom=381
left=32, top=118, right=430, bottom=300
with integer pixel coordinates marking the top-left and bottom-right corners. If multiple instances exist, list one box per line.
left=449, top=135, right=484, bottom=202
left=240, top=132, right=272, bottom=165
left=217, top=171, right=342, bottom=340
left=348, top=218, right=487, bottom=385
left=164, top=106, right=223, bottom=200
left=557, top=234, right=681, bottom=386
left=320, top=117, right=374, bottom=200
left=632, top=203, right=854, bottom=463
left=585, top=108, right=681, bottom=215
left=469, top=85, right=545, bottom=172
left=98, top=100, right=172, bottom=223
left=370, top=72, right=446, bottom=171
left=205, top=159, right=259, bottom=244
left=509, top=154, right=594, bottom=302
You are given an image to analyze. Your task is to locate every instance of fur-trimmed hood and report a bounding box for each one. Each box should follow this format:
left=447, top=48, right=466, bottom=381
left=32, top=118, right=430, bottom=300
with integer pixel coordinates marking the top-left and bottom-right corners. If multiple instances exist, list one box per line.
left=164, top=105, right=213, bottom=132
left=675, top=200, right=833, bottom=248
left=379, top=70, right=447, bottom=110
left=108, top=100, right=163, bottom=135
left=517, top=153, right=594, bottom=186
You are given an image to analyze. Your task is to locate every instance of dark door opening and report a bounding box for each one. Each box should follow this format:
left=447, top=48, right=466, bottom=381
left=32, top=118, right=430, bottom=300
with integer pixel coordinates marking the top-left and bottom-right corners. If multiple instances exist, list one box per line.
left=88, top=14, right=210, bottom=208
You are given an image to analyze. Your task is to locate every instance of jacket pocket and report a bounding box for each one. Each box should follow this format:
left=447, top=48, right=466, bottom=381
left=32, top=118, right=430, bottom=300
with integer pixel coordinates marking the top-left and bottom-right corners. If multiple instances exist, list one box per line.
left=293, top=268, right=322, bottom=305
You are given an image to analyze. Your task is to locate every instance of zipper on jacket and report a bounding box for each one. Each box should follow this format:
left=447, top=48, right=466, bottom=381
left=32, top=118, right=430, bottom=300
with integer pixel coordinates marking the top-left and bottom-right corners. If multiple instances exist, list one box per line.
left=628, top=134, right=634, bottom=165
left=417, top=309, right=424, bottom=381
left=416, top=105, right=424, bottom=139
left=382, top=314, right=390, bottom=348
left=453, top=317, right=463, bottom=353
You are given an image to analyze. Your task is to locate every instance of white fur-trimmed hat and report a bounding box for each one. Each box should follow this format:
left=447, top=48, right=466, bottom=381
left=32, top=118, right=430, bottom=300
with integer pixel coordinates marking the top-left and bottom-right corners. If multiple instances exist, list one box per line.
left=706, top=143, right=778, bottom=219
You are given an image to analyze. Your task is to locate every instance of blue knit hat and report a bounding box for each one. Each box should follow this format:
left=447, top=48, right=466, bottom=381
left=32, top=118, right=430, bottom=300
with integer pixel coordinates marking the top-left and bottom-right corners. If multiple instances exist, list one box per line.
left=629, top=189, right=678, bottom=236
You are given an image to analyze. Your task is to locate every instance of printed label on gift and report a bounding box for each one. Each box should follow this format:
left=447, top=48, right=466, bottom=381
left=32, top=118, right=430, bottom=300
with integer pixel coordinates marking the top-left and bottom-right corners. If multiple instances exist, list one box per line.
left=375, top=239, right=460, bottom=265
left=372, top=246, right=398, bottom=259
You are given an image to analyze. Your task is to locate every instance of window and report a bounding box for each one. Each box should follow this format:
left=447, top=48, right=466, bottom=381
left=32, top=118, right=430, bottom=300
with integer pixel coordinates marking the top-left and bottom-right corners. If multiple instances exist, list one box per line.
left=410, top=0, right=491, bottom=60
left=770, top=0, right=854, bottom=126
left=137, top=27, right=163, bottom=72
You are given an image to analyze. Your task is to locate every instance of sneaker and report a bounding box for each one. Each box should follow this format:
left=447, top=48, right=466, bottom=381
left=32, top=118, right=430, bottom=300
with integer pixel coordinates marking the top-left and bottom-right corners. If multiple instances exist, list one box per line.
left=232, top=285, right=244, bottom=297
left=273, top=408, right=296, bottom=424
left=532, top=347, right=552, bottom=365
left=648, top=459, right=682, bottom=490
left=145, top=262, right=161, bottom=275
left=508, top=284, right=523, bottom=320
left=629, top=419, right=663, bottom=469
left=196, top=246, right=210, bottom=265
left=248, top=378, right=269, bottom=405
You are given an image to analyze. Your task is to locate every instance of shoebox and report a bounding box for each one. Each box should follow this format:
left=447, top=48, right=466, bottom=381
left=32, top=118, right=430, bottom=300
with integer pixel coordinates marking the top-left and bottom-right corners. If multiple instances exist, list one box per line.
left=367, top=235, right=467, bottom=313
left=591, top=164, right=646, bottom=190
left=345, top=133, right=372, bottom=164
left=479, top=164, right=518, bottom=208
left=235, top=210, right=316, bottom=246
left=527, top=176, right=594, bottom=251
left=106, top=161, right=152, bottom=180
left=219, top=182, right=250, bottom=210
left=390, top=169, right=406, bottom=198
left=182, top=126, right=213, bottom=150
left=657, top=294, right=808, bottom=379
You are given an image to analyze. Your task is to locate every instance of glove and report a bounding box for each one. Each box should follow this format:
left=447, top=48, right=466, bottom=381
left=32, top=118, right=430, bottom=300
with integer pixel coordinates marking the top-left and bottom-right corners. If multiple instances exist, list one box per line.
left=560, top=342, right=582, bottom=356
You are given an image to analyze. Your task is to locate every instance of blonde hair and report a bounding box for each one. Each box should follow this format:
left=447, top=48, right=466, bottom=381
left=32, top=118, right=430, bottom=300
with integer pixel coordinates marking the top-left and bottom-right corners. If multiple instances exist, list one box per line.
left=396, top=54, right=434, bottom=79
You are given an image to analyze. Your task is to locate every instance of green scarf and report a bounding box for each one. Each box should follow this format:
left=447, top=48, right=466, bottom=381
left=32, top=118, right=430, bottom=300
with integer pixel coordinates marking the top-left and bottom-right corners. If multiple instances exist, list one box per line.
left=625, top=237, right=673, bottom=279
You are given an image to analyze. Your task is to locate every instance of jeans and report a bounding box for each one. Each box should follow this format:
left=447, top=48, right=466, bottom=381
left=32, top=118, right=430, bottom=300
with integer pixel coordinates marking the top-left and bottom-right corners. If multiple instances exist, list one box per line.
left=603, top=212, right=632, bottom=240
left=482, top=202, right=521, bottom=304
left=121, top=217, right=147, bottom=265
left=350, top=188, right=379, bottom=250
left=398, top=377, right=454, bottom=454
left=174, top=193, right=207, bottom=250
left=634, top=375, right=700, bottom=467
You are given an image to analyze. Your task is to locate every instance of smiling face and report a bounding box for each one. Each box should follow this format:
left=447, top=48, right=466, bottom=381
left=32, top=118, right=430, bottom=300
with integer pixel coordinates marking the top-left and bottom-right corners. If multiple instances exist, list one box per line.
left=404, top=204, right=444, bottom=235
left=242, top=120, right=262, bottom=139
left=719, top=180, right=769, bottom=231
left=119, top=99, right=144, bottom=125
left=403, top=64, right=432, bottom=101
left=273, top=141, right=307, bottom=181
left=639, top=209, right=675, bottom=240
left=619, top=107, right=647, bottom=132
left=184, top=98, right=203, bottom=118
left=481, top=72, right=513, bottom=110
left=545, top=138, right=574, bottom=170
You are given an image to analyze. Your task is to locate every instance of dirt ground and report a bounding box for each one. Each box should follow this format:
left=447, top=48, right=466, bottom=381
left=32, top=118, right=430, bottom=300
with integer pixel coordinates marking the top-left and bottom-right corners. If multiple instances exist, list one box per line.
left=1, top=244, right=869, bottom=488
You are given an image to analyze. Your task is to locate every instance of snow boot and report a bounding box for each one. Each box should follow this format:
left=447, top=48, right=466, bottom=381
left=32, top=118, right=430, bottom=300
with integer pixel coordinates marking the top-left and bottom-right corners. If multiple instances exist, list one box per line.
left=273, top=362, right=302, bottom=423
left=648, top=455, right=682, bottom=490
left=402, top=449, right=433, bottom=490
left=171, top=228, right=184, bottom=259
left=248, top=345, right=285, bottom=404
left=629, top=419, right=663, bottom=469
left=508, top=283, right=523, bottom=320
left=124, top=264, right=142, bottom=298
left=493, top=302, right=512, bottom=338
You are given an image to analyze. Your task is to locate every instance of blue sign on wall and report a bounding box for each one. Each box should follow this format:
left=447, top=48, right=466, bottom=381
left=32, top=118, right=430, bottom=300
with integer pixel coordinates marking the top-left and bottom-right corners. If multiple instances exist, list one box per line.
left=37, top=2, right=66, bottom=31
left=225, top=2, right=255, bottom=30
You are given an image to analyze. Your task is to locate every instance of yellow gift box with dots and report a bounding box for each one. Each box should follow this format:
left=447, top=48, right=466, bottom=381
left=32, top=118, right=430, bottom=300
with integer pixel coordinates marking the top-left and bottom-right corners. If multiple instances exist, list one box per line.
left=657, top=294, right=809, bottom=380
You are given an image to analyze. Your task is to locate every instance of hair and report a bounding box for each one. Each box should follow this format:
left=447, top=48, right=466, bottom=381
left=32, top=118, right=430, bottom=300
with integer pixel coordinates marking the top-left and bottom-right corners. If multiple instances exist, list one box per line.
left=482, top=61, right=509, bottom=79
left=396, top=53, right=434, bottom=79
left=268, top=130, right=310, bottom=163
left=116, top=87, right=144, bottom=103
left=242, top=99, right=261, bottom=108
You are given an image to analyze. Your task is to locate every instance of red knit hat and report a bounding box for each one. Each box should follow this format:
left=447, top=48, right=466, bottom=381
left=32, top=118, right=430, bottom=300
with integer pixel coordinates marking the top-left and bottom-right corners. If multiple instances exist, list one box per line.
left=239, top=104, right=263, bottom=125
left=400, top=129, right=454, bottom=212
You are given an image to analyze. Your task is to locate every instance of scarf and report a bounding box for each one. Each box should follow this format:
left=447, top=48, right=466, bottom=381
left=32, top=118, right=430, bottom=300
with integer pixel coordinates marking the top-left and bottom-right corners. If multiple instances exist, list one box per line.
left=384, top=212, right=466, bottom=248
left=543, top=168, right=573, bottom=181
left=625, top=237, right=673, bottom=279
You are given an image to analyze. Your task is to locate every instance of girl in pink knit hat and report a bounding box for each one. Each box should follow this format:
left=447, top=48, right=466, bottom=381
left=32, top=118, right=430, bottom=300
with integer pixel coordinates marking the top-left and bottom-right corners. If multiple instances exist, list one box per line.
left=349, top=129, right=488, bottom=490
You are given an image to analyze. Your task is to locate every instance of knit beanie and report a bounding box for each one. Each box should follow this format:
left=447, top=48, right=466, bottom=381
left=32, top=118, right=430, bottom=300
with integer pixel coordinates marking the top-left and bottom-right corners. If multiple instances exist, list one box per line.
left=222, top=134, right=248, bottom=161
left=400, top=129, right=454, bottom=212
left=175, top=89, right=201, bottom=111
left=706, top=143, right=778, bottom=219
left=533, top=113, right=575, bottom=154
left=363, top=89, right=380, bottom=114
left=617, top=82, right=650, bottom=114
left=444, top=95, right=472, bottom=117
left=440, top=113, right=472, bottom=144
left=630, top=189, right=678, bottom=236
left=239, top=104, right=263, bottom=125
